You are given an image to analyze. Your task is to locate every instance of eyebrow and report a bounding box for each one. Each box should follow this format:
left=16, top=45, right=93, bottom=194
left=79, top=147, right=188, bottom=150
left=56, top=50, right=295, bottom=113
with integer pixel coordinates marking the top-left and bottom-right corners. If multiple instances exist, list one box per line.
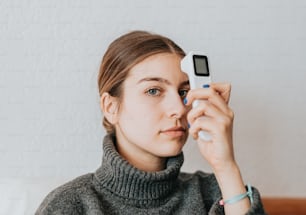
left=137, top=77, right=190, bottom=86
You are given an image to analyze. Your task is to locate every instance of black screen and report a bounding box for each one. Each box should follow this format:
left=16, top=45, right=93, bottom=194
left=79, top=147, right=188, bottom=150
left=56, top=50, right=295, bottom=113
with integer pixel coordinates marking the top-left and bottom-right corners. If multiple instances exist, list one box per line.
left=193, top=55, right=209, bottom=76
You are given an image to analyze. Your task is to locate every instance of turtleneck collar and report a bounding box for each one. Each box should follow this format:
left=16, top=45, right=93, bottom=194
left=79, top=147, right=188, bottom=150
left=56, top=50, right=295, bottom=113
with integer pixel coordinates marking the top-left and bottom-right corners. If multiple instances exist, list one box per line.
left=94, top=134, right=184, bottom=207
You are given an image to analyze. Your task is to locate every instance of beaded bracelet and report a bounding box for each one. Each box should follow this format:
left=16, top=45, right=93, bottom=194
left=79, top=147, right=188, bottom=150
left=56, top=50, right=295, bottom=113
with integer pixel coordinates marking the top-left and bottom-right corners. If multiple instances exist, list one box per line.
left=219, top=183, right=254, bottom=206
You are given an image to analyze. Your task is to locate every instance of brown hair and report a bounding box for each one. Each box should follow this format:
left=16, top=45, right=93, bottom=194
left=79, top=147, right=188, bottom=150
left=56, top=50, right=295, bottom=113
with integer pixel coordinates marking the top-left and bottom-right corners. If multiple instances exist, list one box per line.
left=98, top=30, right=185, bottom=134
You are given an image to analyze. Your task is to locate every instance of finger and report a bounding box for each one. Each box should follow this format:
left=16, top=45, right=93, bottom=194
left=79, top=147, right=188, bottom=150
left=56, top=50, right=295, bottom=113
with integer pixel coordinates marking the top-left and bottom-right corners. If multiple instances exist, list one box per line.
left=188, top=108, right=233, bottom=137
left=187, top=101, right=207, bottom=125
left=189, top=116, right=215, bottom=140
left=189, top=115, right=233, bottom=145
left=206, top=95, right=234, bottom=118
left=210, top=82, right=231, bottom=104
left=185, top=87, right=215, bottom=106
left=186, top=88, right=232, bottom=117
left=185, top=82, right=231, bottom=106
left=187, top=101, right=225, bottom=124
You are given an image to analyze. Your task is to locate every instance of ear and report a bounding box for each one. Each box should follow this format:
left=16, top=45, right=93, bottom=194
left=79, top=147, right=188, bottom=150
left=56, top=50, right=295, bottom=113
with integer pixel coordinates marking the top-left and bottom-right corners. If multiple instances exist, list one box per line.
left=100, top=92, right=120, bottom=124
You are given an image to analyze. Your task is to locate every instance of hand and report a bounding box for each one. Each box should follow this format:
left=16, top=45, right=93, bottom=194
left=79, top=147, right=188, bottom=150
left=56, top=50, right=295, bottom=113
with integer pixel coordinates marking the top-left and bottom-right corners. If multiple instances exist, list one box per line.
left=185, top=83, right=235, bottom=172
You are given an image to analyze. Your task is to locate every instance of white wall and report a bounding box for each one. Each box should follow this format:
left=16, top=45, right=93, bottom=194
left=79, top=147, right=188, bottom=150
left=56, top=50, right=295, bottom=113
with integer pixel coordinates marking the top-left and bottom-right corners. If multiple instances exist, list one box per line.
left=1, top=0, right=306, bottom=214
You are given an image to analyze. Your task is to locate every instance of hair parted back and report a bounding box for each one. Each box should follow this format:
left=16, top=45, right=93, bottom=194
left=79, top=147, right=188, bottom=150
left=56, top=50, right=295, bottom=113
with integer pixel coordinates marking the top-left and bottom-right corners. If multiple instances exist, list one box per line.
left=98, top=30, right=185, bottom=134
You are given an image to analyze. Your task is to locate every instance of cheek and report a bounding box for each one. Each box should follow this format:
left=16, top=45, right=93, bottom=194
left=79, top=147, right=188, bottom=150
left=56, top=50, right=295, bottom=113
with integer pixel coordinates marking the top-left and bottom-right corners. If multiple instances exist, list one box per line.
left=120, top=100, right=161, bottom=127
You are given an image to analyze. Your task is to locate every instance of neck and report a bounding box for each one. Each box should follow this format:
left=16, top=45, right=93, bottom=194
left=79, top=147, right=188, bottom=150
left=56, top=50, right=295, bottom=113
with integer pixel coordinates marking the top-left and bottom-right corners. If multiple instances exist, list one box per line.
left=94, top=134, right=184, bottom=207
left=116, top=137, right=166, bottom=172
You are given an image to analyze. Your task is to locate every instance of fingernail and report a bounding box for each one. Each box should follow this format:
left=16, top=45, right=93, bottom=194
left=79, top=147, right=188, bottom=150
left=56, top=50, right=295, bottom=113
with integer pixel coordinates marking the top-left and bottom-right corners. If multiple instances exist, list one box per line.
left=183, top=98, right=188, bottom=105
left=203, top=84, right=210, bottom=88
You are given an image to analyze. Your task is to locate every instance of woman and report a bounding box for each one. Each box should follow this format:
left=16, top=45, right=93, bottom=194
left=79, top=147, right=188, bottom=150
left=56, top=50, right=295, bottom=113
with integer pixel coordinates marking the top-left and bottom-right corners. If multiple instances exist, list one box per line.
left=36, top=31, right=266, bottom=214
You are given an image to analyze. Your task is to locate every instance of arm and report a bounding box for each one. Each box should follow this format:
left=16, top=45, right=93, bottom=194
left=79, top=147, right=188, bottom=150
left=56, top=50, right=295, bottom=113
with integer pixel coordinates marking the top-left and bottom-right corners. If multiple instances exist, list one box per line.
left=185, top=83, right=250, bottom=215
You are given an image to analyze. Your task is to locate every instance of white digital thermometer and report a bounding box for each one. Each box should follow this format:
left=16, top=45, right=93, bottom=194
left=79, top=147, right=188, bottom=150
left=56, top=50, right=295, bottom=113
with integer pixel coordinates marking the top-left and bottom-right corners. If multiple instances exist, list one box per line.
left=181, top=51, right=212, bottom=141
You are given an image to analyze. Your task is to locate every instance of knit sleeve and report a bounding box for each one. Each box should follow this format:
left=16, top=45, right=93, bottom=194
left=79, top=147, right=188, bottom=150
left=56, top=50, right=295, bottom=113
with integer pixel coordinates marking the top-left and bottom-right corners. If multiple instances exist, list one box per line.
left=35, top=174, right=96, bottom=215
left=208, top=186, right=267, bottom=215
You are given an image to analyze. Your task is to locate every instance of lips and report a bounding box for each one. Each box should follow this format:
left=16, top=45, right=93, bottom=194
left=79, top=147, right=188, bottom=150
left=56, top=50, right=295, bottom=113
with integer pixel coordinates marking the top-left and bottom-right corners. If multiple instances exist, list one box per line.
left=161, top=126, right=186, bottom=138
left=163, top=126, right=186, bottom=132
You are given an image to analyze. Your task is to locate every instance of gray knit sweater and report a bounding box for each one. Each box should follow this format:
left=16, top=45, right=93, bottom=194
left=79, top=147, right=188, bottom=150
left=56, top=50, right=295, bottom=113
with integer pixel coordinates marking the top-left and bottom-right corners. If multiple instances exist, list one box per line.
left=36, top=134, right=266, bottom=215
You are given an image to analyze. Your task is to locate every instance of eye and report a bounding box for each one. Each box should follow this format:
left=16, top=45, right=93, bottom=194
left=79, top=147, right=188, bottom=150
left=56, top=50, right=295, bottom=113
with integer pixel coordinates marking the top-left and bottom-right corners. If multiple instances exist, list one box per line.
left=178, top=89, right=189, bottom=98
left=146, top=88, right=162, bottom=96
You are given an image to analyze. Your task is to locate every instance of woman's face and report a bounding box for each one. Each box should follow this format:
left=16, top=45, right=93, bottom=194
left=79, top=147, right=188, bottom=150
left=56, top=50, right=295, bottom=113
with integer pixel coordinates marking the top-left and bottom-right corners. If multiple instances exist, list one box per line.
left=114, top=53, right=190, bottom=160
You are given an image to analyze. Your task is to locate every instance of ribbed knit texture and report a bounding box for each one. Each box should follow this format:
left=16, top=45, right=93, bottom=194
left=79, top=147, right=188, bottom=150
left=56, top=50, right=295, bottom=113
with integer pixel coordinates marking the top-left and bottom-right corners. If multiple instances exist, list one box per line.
left=94, top=134, right=184, bottom=207
left=35, top=134, right=267, bottom=215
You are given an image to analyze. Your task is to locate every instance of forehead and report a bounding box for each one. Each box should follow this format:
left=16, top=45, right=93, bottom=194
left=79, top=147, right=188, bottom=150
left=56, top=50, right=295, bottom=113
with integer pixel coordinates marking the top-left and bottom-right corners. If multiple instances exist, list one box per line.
left=127, top=53, right=189, bottom=83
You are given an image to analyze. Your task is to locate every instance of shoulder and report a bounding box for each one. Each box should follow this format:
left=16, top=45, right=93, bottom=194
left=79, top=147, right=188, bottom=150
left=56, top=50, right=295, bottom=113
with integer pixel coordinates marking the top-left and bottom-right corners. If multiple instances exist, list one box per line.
left=35, top=173, right=94, bottom=215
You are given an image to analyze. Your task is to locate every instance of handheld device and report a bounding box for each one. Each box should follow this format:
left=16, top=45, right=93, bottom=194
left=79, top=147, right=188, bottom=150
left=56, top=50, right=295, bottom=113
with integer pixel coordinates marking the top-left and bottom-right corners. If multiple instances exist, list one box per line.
left=181, top=51, right=212, bottom=141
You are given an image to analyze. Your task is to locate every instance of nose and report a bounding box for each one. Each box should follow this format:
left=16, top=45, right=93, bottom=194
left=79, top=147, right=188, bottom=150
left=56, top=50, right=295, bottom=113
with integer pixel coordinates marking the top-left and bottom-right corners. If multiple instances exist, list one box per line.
left=164, top=92, right=187, bottom=119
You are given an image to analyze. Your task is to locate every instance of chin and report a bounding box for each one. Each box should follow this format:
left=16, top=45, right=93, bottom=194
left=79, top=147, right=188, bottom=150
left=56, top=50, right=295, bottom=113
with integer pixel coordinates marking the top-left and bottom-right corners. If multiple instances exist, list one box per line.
left=157, top=145, right=184, bottom=158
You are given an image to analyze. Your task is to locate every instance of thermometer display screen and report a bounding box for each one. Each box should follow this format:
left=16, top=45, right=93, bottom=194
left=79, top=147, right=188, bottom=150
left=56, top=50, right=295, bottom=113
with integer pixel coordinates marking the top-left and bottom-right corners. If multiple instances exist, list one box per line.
left=193, top=55, right=209, bottom=76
